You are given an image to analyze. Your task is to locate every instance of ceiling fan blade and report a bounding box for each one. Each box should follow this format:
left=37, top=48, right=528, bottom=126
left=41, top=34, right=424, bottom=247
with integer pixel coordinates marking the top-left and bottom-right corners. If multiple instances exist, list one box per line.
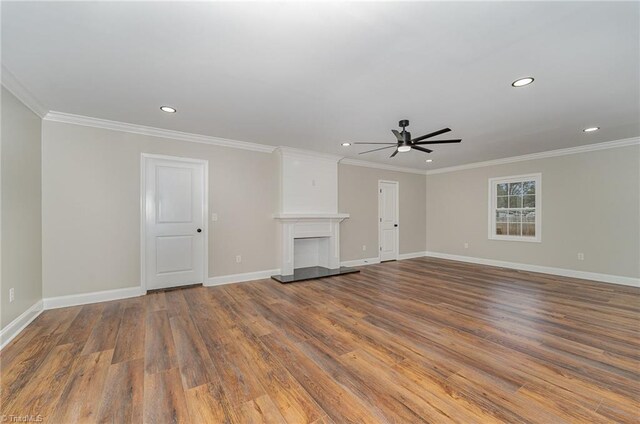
left=358, top=145, right=396, bottom=155
left=412, top=128, right=451, bottom=143
left=411, top=145, right=433, bottom=153
left=390, top=149, right=399, bottom=158
left=353, top=142, right=397, bottom=145
left=391, top=129, right=403, bottom=142
left=413, top=139, right=462, bottom=145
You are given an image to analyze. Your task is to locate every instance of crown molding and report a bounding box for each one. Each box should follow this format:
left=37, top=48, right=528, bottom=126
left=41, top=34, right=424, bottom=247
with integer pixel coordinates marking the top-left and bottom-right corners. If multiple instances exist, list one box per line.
left=44, top=111, right=277, bottom=153
left=276, top=146, right=344, bottom=162
left=1, top=65, right=48, bottom=118
left=426, top=137, right=640, bottom=175
left=42, top=110, right=431, bottom=173
left=339, top=158, right=428, bottom=175
left=39, top=109, right=638, bottom=174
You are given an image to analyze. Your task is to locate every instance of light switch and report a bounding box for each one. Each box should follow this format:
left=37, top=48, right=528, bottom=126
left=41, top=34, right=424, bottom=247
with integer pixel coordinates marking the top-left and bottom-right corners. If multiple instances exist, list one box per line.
left=211, top=213, right=218, bottom=222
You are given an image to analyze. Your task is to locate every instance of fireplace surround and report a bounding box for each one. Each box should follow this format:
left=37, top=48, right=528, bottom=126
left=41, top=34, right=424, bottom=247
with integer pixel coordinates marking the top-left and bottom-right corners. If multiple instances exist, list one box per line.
left=271, top=148, right=359, bottom=283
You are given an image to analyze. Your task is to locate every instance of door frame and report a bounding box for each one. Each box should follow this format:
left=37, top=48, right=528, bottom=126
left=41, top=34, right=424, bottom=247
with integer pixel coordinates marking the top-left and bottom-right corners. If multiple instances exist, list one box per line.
left=140, top=153, right=209, bottom=292
left=378, top=179, right=399, bottom=262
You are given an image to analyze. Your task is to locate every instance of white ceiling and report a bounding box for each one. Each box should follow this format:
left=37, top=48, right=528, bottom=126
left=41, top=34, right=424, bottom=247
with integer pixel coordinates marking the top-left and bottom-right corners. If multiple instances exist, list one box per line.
left=2, top=1, right=638, bottom=170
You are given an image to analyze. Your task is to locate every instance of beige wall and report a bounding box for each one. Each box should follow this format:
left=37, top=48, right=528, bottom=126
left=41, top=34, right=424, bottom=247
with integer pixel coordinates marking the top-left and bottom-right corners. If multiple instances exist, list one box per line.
left=339, top=164, right=427, bottom=261
left=41, top=122, right=429, bottom=297
left=1, top=87, right=43, bottom=329
left=42, top=121, right=279, bottom=298
left=426, top=145, right=640, bottom=278
left=35, top=118, right=639, bottom=301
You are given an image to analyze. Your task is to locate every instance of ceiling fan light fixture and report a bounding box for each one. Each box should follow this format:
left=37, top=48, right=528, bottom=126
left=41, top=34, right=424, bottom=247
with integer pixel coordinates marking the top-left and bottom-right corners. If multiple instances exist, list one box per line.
left=356, top=120, right=460, bottom=158
left=511, top=77, right=534, bottom=87
left=160, top=106, right=177, bottom=113
left=426, top=159, right=433, bottom=163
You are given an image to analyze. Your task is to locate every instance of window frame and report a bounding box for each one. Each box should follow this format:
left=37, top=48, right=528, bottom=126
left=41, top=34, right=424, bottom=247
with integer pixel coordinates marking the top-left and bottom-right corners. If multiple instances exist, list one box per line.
left=488, top=173, right=541, bottom=243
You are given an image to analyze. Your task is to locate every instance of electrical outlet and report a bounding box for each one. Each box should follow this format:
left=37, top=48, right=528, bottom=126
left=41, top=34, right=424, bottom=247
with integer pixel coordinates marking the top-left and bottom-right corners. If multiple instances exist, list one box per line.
left=577, top=252, right=585, bottom=261
left=464, top=243, right=469, bottom=249
left=236, top=255, right=242, bottom=263
left=211, top=213, right=218, bottom=222
left=362, top=245, right=367, bottom=251
left=9, top=288, right=15, bottom=303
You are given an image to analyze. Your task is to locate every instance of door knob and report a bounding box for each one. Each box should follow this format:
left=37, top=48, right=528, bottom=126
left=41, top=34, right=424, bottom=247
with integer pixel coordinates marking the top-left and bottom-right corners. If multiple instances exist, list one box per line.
left=197, top=228, right=202, bottom=233
left=394, top=224, right=398, bottom=227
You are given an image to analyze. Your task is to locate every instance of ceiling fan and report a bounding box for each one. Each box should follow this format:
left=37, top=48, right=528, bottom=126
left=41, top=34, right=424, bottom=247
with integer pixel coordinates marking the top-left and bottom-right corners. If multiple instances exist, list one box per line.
left=355, top=120, right=461, bottom=157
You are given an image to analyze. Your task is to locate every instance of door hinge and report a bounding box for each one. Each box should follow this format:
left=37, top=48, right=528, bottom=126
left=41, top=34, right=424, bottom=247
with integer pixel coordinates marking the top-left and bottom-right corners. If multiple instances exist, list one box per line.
left=380, top=246, right=382, bottom=251
left=380, top=189, right=382, bottom=193
left=379, top=218, right=382, bottom=222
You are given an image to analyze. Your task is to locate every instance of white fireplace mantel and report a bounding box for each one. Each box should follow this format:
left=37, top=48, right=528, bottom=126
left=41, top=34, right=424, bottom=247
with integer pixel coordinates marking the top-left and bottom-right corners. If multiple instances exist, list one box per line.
left=275, top=214, right=349, bottom=276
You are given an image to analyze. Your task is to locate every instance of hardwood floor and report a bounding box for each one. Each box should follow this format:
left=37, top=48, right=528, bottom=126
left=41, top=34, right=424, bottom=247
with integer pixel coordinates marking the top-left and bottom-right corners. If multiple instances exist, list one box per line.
left=1, top=257, right=639, bottom=423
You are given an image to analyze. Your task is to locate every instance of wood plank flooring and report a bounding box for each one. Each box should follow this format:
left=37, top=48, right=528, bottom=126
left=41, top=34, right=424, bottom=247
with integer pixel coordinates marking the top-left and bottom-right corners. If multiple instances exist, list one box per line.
left=1, top=257, right=639, bottom=423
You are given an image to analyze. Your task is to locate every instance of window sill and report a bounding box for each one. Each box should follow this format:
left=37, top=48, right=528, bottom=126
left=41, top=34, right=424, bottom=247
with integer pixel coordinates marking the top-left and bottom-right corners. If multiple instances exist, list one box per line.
left=489, top=236, right=541, bottom=243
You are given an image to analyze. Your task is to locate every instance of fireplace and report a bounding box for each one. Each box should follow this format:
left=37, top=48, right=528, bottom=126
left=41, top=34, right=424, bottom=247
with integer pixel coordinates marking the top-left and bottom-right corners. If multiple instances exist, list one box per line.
left=271, top=148, right=359, bottom=283
left=294, top=237, right=329, bottom=269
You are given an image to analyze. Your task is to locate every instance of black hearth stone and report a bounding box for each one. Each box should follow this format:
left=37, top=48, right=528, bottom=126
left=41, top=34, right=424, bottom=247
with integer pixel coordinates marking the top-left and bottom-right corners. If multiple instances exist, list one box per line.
left=271, top=266, right=360, bottom=284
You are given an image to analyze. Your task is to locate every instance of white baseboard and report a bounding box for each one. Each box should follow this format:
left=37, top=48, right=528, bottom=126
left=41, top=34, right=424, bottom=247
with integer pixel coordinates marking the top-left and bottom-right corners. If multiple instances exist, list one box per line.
left=43, top=286, right=145, bottom=310
left=341, top=251, right=428, bottom=267
left=205, top=252, right=428, bottom=285
left=204, top=253, right=427, bottom=285
left=398, top=251, right=428, bottom=261
left=5, top=249, right=635, bottom=351
left=424, top=251, right=640, bottom=288
left=206, top=269, right=280, bottom=287
left=1, top=300, right=44, bottom=350
left=340, top=257, right=381, bottom=267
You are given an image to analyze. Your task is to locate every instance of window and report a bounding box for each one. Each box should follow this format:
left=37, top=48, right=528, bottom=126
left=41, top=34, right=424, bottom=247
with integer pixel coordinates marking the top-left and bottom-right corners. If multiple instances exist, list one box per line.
left=488, top=173, right=541, bottom=242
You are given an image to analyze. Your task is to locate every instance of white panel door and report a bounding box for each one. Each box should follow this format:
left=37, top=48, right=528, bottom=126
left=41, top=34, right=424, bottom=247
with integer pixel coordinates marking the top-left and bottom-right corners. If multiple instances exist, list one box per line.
left=379, top=181, right=399, bottom=262
left=145, top=157, right=205, bottom=290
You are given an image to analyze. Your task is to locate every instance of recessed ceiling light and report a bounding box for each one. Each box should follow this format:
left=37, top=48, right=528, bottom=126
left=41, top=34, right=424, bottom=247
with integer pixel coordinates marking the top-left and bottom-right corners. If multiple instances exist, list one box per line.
left=426, top=159, right=433, bottom=163
left=583, top=127, right=600, bottom=132
left=397, top=145, right=411, bottom=153
left=160, top=106, right=177, bottom=113
left=511, top=77, right=534, bottom=87
left=341, top=142, right=351, bottom=146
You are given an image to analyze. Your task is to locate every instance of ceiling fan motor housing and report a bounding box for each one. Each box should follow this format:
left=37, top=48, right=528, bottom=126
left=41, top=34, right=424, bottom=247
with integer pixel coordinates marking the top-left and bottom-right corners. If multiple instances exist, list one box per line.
left=399, top=119, right=409, bottom=128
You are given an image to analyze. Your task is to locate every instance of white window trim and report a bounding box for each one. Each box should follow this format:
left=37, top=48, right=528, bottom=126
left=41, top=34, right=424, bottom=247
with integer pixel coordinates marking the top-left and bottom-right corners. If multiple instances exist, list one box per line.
left=488, top=173, right=541, bottom=243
